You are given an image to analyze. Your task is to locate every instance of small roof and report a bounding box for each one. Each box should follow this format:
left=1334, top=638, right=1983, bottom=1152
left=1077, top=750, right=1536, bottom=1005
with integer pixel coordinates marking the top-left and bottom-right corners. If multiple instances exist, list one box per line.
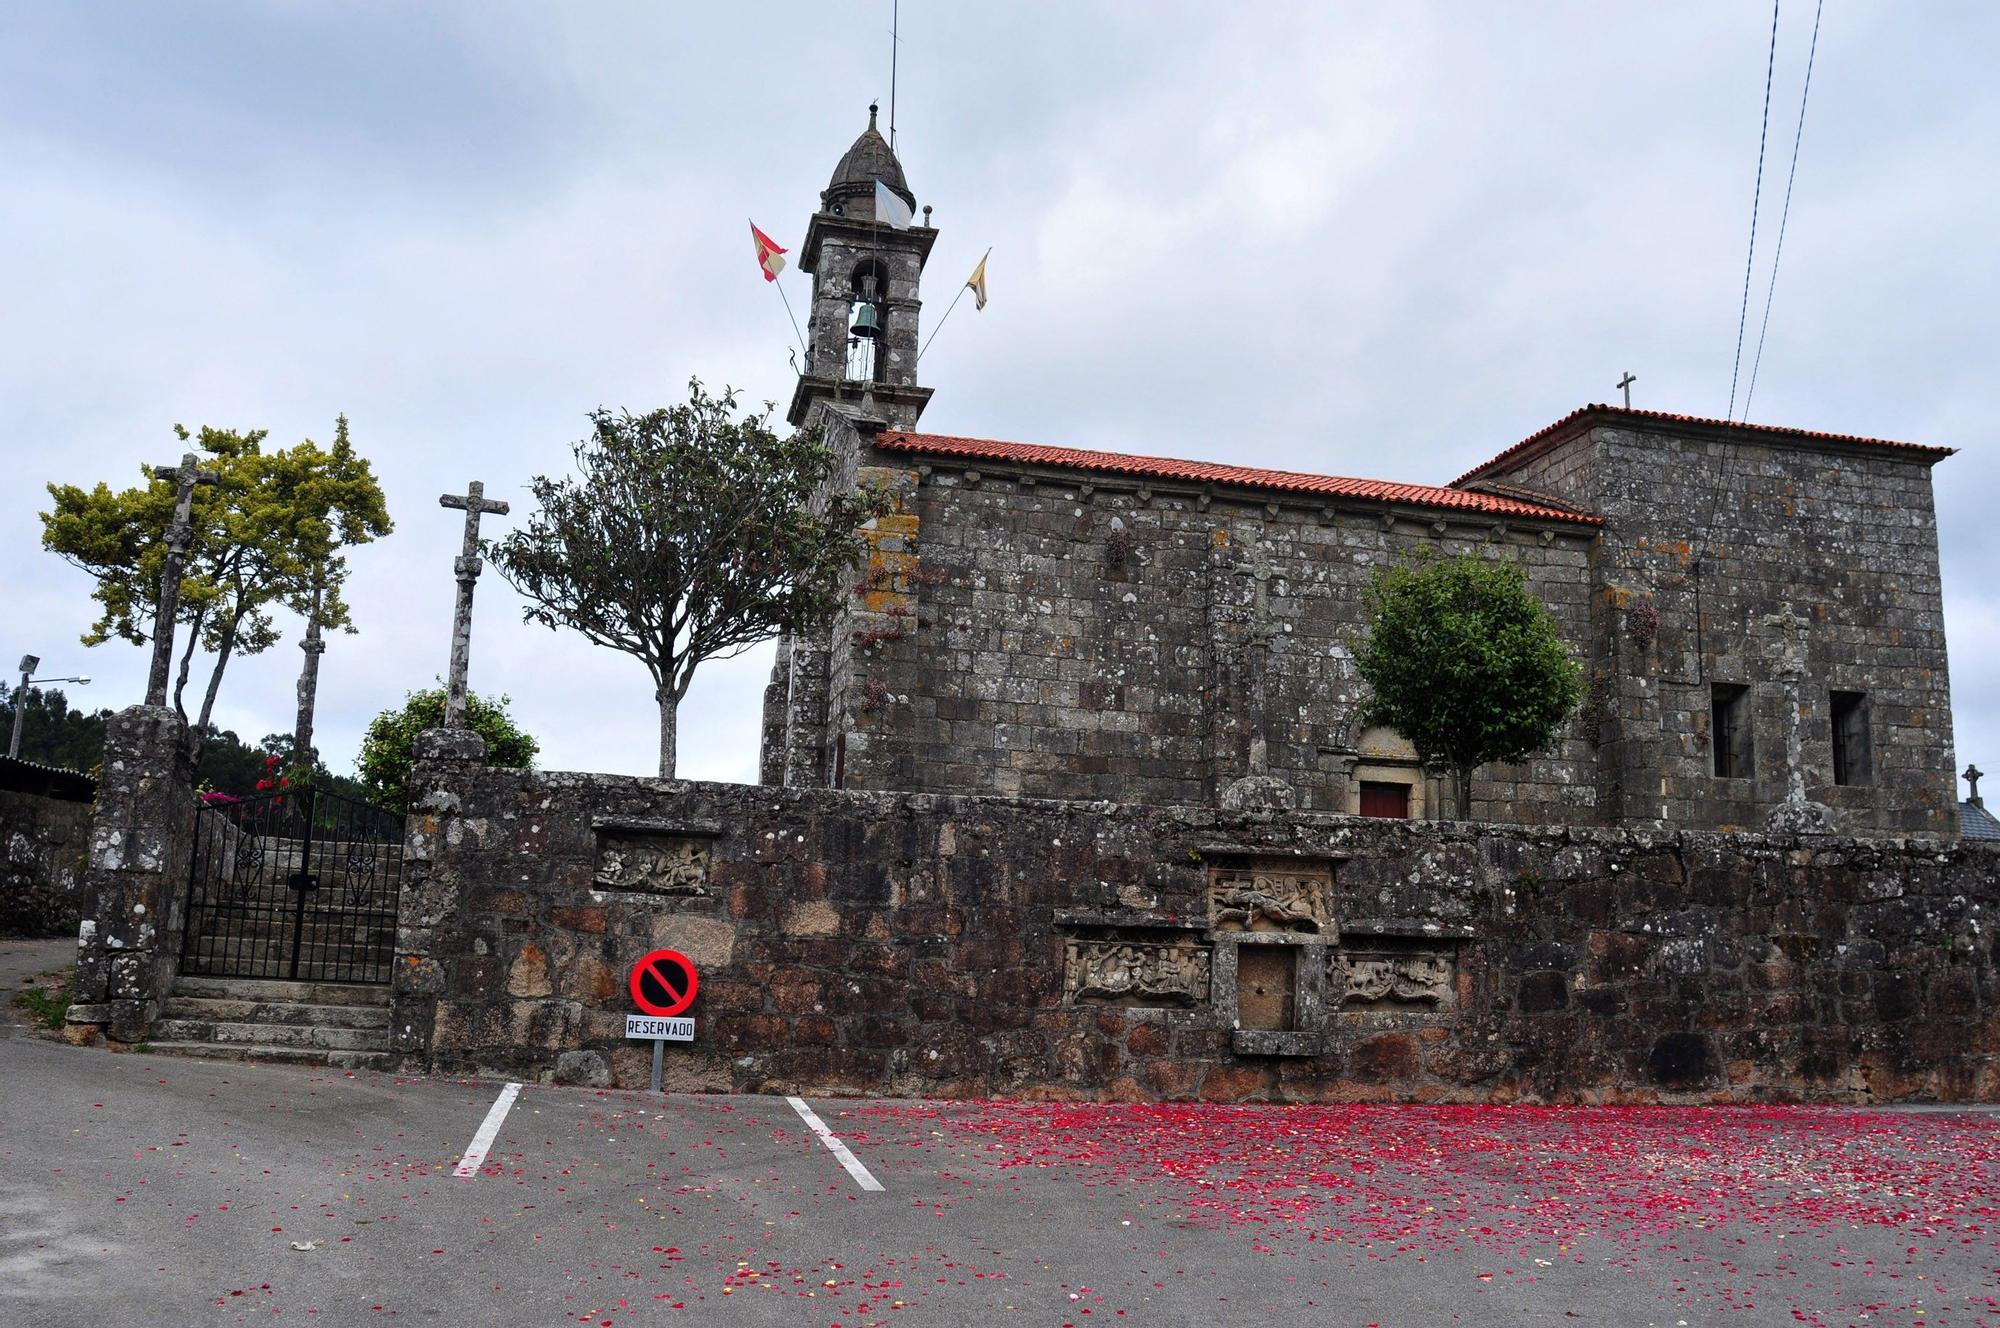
left=876, top=430, right=1603, bottom=526
left=0, top=753, right=96, bottom=802
left=1454, top=404, right=1955, bottom=487
left=1960, top=800, right=2000, bottom=841
left=826, top=103, right=914, bottom=211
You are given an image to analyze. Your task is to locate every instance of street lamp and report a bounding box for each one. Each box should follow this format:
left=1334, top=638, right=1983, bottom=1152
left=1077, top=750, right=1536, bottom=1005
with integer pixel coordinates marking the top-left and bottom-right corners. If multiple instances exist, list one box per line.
left=8, top=655, right=91, bottom=761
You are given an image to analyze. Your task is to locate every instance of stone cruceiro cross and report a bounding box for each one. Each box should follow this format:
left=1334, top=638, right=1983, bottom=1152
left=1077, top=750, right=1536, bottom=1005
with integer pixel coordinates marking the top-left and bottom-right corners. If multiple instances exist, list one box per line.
left=145, top=452, right=221, bottom=707
left=438, top=481, right=509, bottom=728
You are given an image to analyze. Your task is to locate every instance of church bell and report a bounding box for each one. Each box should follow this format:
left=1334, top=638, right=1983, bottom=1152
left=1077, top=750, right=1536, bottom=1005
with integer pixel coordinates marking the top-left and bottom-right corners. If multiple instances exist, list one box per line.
left=850, top=302, right=883, bottom=340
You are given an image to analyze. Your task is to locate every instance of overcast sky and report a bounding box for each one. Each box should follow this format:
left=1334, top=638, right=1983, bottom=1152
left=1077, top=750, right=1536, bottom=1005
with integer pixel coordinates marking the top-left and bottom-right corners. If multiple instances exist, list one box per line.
left=3, top=2, right=1995, bottom=794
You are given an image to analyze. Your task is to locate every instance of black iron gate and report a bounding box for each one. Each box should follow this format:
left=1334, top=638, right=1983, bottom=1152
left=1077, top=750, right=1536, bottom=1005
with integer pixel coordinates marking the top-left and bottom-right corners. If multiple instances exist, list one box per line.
left=180, top=784, right=404, bottom=984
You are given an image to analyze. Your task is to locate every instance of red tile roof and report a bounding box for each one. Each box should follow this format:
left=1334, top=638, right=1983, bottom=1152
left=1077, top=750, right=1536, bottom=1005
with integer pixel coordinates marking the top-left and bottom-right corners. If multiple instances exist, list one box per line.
left=1453, top=404, right=1954, bottom=487
left=876, top=431, right=1604, bottom=526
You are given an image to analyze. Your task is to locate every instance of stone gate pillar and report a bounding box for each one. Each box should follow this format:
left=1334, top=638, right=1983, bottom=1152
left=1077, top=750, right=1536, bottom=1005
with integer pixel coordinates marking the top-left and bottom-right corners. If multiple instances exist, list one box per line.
left=66, top=705, right=196, bottom=1044
left=389, top=727, right=488, bottom=1066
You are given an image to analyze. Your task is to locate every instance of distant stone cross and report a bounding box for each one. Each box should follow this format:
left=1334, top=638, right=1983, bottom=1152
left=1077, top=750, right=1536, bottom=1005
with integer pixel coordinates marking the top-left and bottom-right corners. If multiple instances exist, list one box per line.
left=438, top=481, right=510, bottom=729
left=144, top=451, right=221, bottom=707
left=1617, top=371, right=1636, bottom=409
left=1966, top=764, right=1984, bottom=803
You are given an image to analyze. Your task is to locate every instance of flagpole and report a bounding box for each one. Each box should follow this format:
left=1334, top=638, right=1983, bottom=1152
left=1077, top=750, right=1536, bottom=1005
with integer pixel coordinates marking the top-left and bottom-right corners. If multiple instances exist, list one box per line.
left=774, top=279, right=809, bottom=360
left=917, top=248, right=989, bottom=363
left=751, top=217, right=809, bottom=358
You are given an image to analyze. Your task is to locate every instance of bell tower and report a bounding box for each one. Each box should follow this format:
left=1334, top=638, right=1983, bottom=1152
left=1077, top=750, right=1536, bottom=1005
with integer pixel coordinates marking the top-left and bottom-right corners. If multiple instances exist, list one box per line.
left=787, top=102, right=936, bottom=431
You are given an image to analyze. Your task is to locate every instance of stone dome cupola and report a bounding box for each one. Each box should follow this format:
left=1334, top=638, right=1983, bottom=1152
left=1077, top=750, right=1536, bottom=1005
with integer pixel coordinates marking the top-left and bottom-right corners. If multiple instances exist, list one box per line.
left=822, top=102, right=915, bottom=219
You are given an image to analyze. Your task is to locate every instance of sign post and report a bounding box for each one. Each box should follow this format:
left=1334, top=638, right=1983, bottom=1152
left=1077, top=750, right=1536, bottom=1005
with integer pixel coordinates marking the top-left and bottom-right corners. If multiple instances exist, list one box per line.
left=626, top=949, right=699, bottom=1093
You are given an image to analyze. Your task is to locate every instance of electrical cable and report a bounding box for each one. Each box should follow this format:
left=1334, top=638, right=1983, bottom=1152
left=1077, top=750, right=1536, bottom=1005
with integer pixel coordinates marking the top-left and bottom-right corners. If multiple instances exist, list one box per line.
left=1742, top=0, right=1823, bottom=421
left=1726, top=0, right=1783, bottom=423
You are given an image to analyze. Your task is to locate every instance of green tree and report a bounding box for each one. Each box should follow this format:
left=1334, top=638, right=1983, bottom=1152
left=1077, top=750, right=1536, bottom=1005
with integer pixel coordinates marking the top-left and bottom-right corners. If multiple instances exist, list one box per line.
left=489, top=379, right=886, bottom=777
left=1353, top=554, right=1584, bottom=820
left=39, top=420, right=391, bottom=760
left=0, top=686, right=110, bottom=773
left=356, top=686, right=537, bottom=813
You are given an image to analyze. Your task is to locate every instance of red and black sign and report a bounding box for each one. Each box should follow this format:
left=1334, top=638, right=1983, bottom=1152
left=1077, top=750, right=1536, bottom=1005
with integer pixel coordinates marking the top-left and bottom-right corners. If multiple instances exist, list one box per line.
left=628, top=949, right=699, bottom=1017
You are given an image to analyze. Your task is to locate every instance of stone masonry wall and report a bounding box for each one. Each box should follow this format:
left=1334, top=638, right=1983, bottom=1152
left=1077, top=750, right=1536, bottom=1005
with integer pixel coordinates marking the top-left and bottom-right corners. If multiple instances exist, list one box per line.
left=0, top=787, right=93, bottom=936
left=801, top=439, right=1603, bottom=823
left=394, top=763, right=2000, bottom=1103
left=1495, top=422, right=1956, bottom=835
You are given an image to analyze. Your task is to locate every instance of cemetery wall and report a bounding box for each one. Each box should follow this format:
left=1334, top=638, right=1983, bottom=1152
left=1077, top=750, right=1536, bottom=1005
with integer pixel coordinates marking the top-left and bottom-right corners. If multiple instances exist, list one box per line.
left=393, top=761, right=2000, bottom=1103
left=0, top=784, right=93, bottom=936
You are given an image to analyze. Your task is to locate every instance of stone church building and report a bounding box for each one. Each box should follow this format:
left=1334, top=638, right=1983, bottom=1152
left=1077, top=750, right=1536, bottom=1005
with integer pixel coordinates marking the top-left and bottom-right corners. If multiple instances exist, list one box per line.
left=762, top=108, right=1961, bottom=837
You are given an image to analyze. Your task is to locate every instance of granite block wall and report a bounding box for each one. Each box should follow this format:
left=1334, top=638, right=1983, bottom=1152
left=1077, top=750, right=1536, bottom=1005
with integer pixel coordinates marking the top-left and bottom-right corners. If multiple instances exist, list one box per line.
left=1492, top=420, right=1956, bottom=834
left=767, top=426, right=1605, bottom=824
left=394, top=762, right=2000, bottom=1103
left=0, top=786, right=93, bottom=936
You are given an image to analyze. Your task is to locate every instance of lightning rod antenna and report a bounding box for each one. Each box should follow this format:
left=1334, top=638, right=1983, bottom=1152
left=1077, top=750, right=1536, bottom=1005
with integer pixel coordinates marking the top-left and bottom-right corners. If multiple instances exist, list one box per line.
left=889, top=0, right=899, bottom=152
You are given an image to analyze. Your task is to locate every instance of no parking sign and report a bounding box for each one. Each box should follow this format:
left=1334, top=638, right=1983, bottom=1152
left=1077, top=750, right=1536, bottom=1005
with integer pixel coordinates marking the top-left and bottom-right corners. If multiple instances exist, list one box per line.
left=627, top=949, right=698, bottom=1090
left=628, top=949, right=699, bottom=1018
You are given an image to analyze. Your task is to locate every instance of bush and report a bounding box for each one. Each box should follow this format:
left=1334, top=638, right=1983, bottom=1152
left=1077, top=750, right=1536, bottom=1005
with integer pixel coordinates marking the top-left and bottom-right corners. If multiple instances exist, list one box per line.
left=356, top=686, right=537, bottom=813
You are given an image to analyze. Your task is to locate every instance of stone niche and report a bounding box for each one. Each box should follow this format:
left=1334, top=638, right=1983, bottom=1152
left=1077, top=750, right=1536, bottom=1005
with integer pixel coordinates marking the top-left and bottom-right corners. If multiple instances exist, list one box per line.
left=590, top=817, right=721, bottom=897
left=1205, top=853, right=1339, bottom=934
left=1055, top=911, right=1211, bottom=1008
left=1330, top=922, right=1469, bottom=1014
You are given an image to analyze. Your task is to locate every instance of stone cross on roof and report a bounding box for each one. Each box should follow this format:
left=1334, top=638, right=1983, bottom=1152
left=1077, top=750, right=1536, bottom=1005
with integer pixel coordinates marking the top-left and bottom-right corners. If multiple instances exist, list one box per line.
left=144, top=451, right=221, bottom=707
left=438, top=481, right=509, bottom=729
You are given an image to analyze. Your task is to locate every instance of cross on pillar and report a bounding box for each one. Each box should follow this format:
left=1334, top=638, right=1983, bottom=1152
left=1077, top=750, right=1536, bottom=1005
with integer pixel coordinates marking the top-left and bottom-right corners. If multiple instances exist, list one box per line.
left=1965, top=764, right=1984, bottom=805
left=1233, top=550, right=1278, bottom=648
left=145, top=452, right=221, bottom=707
left=1617, top=371, right=1636, bottom=409
left=1761, top=602, right=1811, bottom=679
left=438, top=481, right=509, bottom=729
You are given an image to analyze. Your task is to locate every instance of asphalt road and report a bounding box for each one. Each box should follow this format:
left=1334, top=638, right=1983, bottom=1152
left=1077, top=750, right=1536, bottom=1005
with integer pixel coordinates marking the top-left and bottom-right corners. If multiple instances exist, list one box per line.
left=2, top=1025, right=1996, bottom=1327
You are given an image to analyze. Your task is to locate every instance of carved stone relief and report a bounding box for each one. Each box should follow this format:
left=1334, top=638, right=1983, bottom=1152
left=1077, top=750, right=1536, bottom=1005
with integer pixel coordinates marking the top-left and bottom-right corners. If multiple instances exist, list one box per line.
left=1332, top=946, right=1456, bottom=1010
left=1064, top=938, right=1211, bottom=1007
left=594, top=833, right=710, bottom=896
left=1208, top=857, right=1335, bottom=934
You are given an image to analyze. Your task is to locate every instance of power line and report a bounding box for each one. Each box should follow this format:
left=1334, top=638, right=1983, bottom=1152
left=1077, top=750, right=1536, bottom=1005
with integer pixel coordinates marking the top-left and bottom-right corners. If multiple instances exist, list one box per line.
left=1742, top=0, right=1823, bottom=421
left=1726, top=0, right=1783, bottom=423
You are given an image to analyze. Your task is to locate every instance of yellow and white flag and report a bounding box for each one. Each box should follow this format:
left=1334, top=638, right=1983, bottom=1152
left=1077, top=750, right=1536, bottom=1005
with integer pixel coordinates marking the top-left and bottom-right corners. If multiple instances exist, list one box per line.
left=966, top=251, right=989, bottom=310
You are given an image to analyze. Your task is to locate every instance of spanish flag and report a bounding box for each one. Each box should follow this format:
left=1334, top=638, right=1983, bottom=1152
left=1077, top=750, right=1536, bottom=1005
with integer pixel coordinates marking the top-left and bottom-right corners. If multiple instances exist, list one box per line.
left=750, top=222, right=787, bottom=282
left=966, top=250, right=989, bottom=310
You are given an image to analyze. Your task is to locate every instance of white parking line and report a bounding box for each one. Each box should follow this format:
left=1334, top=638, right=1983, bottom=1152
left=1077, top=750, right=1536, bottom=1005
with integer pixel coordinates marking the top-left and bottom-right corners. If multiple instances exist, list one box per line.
left=786, top=1095, right=884, bottom=1192
left=454, top=1082, right=522, bottom=1179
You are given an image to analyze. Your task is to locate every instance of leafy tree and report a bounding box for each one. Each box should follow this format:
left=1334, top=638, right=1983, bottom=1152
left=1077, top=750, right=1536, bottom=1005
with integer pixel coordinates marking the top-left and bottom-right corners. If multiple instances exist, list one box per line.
left=356, top=686, right=537, bottom=813
left=1353, top=553, right=1584, bottom=820
left=0, top=686, right=111, bottom=774
left=39, top=420, right=391, bottom=760
left=489, top=379, right=886, bottom=777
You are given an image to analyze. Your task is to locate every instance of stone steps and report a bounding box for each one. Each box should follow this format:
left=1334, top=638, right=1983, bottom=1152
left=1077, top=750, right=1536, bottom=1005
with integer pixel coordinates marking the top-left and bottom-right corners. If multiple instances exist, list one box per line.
left=160, top=995, right=390, bottom=1028
left=152, top=1018, right=388, bottom=1051
left=144, top=1041, right=396, bottom=1072
left=172, top=975, right=390, bottom=1007
left=150, top=975, right=395, bottom=1070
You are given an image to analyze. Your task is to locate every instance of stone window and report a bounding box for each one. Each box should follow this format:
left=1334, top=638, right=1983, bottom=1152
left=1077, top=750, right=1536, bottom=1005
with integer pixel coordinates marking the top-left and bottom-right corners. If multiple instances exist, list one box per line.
left=1358, top=781, right=1410, bottom=818
left=1831, top=690, right=1872, bottom=786
left=1711, top=683, right=1753, bottom=779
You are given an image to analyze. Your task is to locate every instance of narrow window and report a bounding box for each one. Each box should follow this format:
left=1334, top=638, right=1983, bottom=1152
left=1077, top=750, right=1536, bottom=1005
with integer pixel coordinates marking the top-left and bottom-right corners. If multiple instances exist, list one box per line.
left=1359, top=781, right=1411, bottom=818
left=1711, top=683, right=1753, bottom=779
left=831, top=733, right=847, bottom=789
left=1831, top=690, right=1871, bottom=786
